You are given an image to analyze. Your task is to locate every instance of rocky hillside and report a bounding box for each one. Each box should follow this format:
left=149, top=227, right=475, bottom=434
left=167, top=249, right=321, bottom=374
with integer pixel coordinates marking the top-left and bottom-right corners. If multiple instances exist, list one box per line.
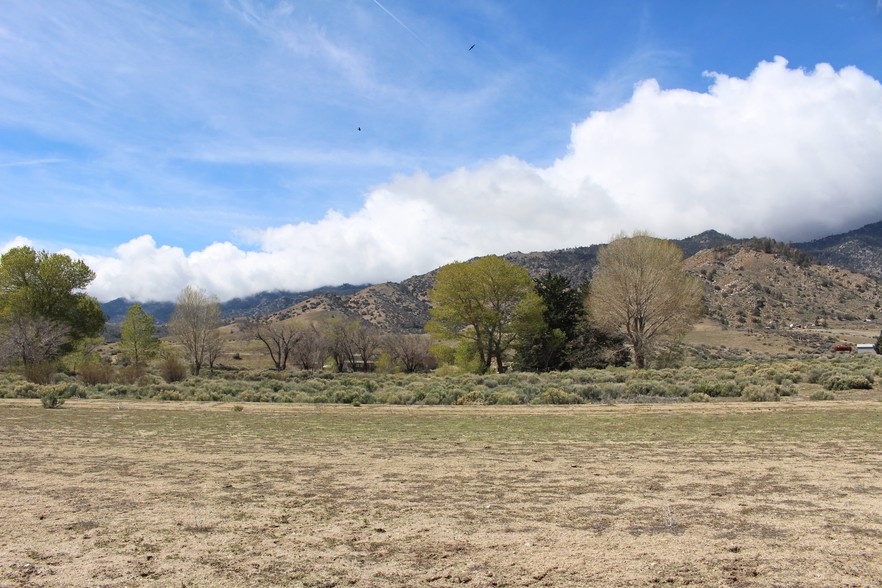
left=687, top=245, right=882, bottom=329
left=265, top=282, right=431, bottom=333
left=794, top=220, right=882, bottom=279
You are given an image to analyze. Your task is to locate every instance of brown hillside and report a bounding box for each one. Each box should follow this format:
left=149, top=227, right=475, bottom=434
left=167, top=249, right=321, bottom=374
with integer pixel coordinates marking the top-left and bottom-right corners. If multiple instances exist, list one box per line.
left=268, top=294, right=351, bottom=323
left=347, top=282, right=430, bottom=332
left=266, top=283, right=429, bottom=333
left=686, top=246, right=882, bottom=330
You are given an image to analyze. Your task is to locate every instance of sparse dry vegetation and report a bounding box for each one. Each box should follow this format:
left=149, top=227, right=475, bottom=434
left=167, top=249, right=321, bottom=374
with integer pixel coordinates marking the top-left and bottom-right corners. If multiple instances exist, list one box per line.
left=1, top=399, right=880, bottom=587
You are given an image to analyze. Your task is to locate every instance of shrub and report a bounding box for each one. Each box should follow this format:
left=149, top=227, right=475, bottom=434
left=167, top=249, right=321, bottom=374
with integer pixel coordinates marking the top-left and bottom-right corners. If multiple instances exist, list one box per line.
left=822, top=374, right=872, bottom=391
left=686, top=392, right=711, bottom=402
left=489, top=390, right=521, bottom=405
left=455, top=389, right=487, bottom=405
left=160, top=356, right=188, bottom=383
left=41, top=390, right=65, bottom=409
left=116, top=365, right=146, bottom=385
left=333, top=388, right=364, bottom=404
left=573, top=384, right=602, bottom=403
left=12, top=381, right=41, bottom=399
left=693, top=379, right=742, bottom=397
left=532, top=387, right=581, bottom=404
left=24, top=361, right=55, bottom=385
left=157, top=389, right=183, bottom=401
left=809, top=390, right=836, bottom=401
left=59, top=382, right=84, bottom=399
left=741, top=384, right=779, bottom=402
left=78, top=362, right=113, bottom=385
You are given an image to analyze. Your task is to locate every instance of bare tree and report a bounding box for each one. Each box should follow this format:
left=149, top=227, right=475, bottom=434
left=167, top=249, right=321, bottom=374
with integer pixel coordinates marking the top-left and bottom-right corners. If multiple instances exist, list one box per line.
left=587, top=233, right=704, bottom=368
left=249, top=319, right=305, bottom=371
left=323, top=317, right=359, bottom=372
left=205, top=329, right=224, bottom=373
left=168, top=285, right=222, bottom=376
left=384, top=332, right=434, bottom=372
left=0, top=315, right=69, bottom=367
left=351, top=325, right=381, bottom=372
left=291, top=323, right=326, bottom=370
left=322, top=318, right=380, bottom=372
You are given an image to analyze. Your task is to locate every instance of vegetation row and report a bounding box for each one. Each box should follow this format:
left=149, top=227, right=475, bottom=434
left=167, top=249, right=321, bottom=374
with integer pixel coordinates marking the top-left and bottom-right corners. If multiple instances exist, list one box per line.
left=3, top=355, right=878, bottom=406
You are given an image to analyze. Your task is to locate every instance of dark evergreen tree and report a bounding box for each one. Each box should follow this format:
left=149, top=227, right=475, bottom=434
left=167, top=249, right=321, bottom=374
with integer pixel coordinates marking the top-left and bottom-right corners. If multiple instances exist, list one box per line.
left=514, top=273, right=585, bottom=371
left=565, top=322, right=631, bottom=369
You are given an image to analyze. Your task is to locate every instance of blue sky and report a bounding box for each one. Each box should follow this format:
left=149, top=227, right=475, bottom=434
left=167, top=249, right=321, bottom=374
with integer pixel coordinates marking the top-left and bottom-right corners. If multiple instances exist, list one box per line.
left=2, top=1, right=882, bottom=301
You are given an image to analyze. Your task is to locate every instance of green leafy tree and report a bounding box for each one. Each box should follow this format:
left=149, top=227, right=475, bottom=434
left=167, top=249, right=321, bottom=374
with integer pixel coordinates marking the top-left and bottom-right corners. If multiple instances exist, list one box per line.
left=0, top=246, right=105, bottom=365
left=119, top=304, right=160, bottom=367
left=587, top=233, right=703, bottom=368
left=168, top=285, right=222, bottom=376
left=427, top=256, right=545, bottom=373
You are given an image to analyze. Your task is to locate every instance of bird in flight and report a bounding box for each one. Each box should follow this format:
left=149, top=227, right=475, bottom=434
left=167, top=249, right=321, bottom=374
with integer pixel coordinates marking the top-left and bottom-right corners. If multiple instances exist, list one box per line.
left=358, top=127, right=362, bottom=131
left=469, top=43, right=476, bottom=51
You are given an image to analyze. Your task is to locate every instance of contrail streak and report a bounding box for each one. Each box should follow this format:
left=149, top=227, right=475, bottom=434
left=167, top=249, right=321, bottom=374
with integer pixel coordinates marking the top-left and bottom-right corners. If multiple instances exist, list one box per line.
left=370, top=0, right=424, bottom=44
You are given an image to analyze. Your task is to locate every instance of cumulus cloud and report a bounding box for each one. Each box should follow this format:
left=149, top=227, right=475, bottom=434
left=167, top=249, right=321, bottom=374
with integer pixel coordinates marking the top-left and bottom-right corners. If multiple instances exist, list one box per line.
left=1, top=236, right=33, bottom=253
left=82, top=57, right=882, bottom=302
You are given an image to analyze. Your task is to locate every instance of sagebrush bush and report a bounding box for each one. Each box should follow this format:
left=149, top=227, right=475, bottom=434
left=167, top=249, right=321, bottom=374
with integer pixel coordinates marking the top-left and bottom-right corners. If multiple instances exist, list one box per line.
left=741, top=384, right=779, bottom=402
left=12, top=381, right=41, bottom=399
left=693, top=379, right=742, bottom=397
left=532, top=387, right=581, bottom=404
left=810, top=390, right=836, bottom=401
left=40, top=390, right=64, bottom=409
left=455, top=389, right=487, bottom=405
left=686, top=392, right=711, bottom=402
left=822, top=373, right=872, bottom=391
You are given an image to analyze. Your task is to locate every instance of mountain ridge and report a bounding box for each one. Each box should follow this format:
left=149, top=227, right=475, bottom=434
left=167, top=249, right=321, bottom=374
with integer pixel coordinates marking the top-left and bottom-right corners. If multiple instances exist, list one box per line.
left=101, top=220, right=882, bottom=333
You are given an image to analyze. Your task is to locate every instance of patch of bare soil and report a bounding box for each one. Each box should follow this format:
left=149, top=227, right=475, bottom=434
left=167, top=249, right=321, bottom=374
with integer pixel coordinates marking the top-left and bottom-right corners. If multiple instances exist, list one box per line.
left=1, top=400, right=880, bottom=587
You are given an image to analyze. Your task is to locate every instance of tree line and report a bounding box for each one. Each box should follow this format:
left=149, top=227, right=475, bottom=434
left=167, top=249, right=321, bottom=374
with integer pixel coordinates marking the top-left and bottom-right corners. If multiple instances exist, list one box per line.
left=0, top=234, right=704, bottom=383
left=427, top=233, right=703, bottom=373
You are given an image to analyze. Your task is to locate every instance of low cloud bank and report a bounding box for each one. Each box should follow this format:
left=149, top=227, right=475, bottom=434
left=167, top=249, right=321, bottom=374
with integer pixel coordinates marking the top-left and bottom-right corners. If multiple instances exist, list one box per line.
left=17, top=57, right=880, bottom=302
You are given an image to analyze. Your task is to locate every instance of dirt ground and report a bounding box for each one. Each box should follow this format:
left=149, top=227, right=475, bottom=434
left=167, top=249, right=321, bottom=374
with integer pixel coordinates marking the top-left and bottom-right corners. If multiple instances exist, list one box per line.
left=1, top=399, right=880, bottom=587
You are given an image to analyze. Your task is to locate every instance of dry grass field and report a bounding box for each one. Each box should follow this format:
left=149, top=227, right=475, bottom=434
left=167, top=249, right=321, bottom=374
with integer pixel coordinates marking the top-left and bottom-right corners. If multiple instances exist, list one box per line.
left=1, top=398, right=881, bottom=587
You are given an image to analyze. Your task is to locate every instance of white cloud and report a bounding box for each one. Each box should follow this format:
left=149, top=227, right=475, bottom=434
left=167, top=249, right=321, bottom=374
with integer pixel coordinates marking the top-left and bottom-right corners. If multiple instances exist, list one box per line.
left=1, top=236, right=33, bottom=253
left=81, top=57, right=882, bottom=302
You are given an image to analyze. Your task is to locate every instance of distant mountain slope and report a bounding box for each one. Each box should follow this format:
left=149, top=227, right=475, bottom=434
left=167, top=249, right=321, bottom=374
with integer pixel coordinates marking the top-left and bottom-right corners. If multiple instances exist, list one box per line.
left=794, top=220, right=882, bottom=278
left=101, top=284, right=366, bottom=324
left=675, top=230, right=739, bottom=257
left=268, top=283, right=431, bottom=333
left=686, top=245, right=881, bottom=329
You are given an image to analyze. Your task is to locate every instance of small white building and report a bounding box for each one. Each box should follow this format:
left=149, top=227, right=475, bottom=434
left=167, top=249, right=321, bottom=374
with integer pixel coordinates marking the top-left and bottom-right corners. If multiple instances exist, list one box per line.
left=855, top=343, right=878, bottom=354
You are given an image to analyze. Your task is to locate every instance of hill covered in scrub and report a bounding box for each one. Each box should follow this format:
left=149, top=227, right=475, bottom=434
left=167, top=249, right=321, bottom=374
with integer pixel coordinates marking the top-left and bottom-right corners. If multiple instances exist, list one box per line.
left=685, top=245, right=881, bottom=329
